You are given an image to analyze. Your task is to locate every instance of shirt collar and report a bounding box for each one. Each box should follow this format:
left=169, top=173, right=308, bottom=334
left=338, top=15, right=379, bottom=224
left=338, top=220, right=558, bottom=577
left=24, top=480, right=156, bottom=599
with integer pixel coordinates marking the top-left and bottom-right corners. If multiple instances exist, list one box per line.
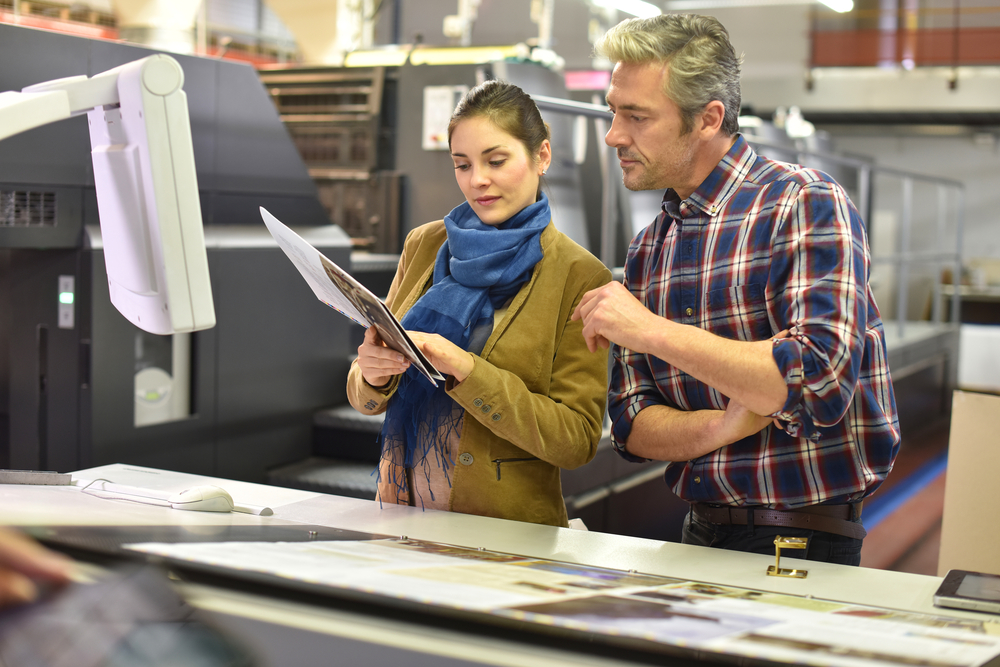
left=661, top=134, right=756, bottom=219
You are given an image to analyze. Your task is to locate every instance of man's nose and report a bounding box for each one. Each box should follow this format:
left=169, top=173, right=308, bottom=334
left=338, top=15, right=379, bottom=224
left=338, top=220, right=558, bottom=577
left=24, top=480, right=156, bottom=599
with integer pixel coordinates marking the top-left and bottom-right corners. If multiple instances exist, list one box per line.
left=604, top=115, right=623, bottom=147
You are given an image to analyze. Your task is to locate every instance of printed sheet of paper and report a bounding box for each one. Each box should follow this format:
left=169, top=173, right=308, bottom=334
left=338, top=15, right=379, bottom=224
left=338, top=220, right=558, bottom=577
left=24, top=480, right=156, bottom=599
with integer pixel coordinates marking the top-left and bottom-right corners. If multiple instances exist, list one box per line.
left=127, top=537, right=1000, bottom=667
left=260, top=207, right=444, bottom=386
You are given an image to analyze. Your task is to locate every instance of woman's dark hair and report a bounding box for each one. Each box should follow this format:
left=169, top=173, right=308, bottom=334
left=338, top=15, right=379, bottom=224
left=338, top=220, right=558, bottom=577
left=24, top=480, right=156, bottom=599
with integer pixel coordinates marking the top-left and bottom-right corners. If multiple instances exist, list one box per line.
left=447, top=80, right=551, bottom=164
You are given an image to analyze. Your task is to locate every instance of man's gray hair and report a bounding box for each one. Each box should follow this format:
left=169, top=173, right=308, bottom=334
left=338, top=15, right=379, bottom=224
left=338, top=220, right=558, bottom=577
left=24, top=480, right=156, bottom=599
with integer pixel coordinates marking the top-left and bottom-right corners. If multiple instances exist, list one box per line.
left=596, top=14, right=743, bottom=136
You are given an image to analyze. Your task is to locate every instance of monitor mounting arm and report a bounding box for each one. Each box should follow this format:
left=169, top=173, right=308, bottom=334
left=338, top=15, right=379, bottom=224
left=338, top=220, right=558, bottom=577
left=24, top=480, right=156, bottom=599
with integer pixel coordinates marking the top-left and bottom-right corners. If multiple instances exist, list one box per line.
left=0, top=59, right=121, bottom=139
left=0, top=55, right=215, bottom=335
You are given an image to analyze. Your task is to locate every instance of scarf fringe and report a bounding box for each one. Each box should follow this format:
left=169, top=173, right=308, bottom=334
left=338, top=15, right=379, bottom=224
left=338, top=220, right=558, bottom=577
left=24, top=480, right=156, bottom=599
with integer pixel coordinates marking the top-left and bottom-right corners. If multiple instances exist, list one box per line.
left=375, top=381, right=461, bottom=509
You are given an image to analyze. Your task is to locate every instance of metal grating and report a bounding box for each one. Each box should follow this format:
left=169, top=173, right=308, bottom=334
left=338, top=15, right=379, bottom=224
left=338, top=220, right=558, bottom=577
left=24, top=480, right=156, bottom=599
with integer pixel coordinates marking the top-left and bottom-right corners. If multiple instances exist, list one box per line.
left=258, top=67, right=385, bottom=171
left=0, top=190, right=57, bottom=227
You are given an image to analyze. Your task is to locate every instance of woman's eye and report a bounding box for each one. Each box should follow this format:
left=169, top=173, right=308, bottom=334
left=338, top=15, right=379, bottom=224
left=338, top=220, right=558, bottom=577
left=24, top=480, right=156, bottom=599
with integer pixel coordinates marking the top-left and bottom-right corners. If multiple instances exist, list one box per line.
left=489, top=160, right=506, bottom=167
left=454, top=164, right=469, bottom=171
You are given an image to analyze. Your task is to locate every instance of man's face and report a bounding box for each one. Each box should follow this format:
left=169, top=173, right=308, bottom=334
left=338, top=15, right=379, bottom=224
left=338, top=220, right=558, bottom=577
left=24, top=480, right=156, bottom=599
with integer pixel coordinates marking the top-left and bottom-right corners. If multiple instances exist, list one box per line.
left=604, top=61, right=700, bottom=194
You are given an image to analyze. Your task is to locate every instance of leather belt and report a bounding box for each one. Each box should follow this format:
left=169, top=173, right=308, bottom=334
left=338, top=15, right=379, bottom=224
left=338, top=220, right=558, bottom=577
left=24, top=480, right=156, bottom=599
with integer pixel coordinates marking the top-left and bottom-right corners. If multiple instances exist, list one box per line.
left=691, top=502, right=866, bottom=540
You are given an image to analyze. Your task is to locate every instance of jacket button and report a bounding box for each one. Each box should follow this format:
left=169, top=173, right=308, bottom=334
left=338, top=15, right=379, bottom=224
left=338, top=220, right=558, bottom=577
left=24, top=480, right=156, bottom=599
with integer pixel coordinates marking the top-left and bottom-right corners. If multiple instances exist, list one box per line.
left=694, top=476, right=701, bottom=483
left=685, top=307, right=694, bottom=316
left=459, top=452, right=474, bottom=466
left=473, top=398, right=483, bottom=407
left=481, top=404, right=491, bottom=414
left=491, top=413, right=501, bottom=421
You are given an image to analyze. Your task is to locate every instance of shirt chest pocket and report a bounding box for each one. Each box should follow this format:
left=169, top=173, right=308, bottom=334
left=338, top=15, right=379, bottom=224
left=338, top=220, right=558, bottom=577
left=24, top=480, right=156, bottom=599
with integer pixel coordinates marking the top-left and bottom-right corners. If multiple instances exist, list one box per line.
left=705, top=283, right=772, bottom=341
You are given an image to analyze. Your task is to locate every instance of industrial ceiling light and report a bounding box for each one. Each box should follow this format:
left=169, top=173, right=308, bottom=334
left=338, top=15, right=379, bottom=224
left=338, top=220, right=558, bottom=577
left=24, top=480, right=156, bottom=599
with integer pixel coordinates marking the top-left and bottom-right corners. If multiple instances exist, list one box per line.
left=816, top=0, right=853, bottom=11
left=591, top=0, right=663, bottom=18
left=664, top=0, right=853, bottom=10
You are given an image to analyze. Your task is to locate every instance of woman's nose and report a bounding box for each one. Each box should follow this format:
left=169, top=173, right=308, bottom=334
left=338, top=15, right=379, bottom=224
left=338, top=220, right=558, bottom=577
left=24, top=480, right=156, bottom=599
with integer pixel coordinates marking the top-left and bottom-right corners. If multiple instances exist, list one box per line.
left=471, top=167, right=490, bottom=188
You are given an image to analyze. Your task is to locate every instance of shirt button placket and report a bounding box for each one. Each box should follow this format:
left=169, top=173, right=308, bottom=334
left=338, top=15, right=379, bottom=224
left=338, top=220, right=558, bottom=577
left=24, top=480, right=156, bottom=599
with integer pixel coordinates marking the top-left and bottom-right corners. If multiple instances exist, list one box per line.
left=690, top=460, right=707, bottom=500
left=677, top=221, right=698, bottom=323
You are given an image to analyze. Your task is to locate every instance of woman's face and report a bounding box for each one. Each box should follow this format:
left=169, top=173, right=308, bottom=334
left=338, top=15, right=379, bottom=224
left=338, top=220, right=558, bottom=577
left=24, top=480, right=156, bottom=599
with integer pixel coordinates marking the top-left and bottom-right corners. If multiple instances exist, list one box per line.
left=450, top=116, right=551, bottom=226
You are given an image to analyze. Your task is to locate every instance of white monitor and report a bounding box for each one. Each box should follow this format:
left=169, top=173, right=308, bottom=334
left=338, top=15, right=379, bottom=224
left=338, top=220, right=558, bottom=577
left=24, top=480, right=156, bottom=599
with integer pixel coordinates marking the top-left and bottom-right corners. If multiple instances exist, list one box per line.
left=0, top=55, right=215, bottom=335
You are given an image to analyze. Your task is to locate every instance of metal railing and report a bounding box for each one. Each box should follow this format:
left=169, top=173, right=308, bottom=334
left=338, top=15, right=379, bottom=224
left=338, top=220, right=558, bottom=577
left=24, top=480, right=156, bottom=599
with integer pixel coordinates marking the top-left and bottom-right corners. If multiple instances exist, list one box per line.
left=534, top=95, right=623, bottom=269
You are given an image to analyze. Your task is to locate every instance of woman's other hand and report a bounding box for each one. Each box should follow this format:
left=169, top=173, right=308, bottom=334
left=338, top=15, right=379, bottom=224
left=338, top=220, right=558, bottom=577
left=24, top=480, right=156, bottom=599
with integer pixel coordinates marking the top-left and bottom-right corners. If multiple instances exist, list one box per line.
left=408, top=332, right=475, bottom=382
left=357, top=326, right=410, bottom=388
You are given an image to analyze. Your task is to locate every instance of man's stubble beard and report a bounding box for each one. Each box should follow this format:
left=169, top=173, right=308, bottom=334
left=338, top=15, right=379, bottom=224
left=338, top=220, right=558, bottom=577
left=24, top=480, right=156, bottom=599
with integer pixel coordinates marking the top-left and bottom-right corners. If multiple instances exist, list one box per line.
left=619, top=132, right=699, bottom=193
left=620, top=164, right=659, bottom=192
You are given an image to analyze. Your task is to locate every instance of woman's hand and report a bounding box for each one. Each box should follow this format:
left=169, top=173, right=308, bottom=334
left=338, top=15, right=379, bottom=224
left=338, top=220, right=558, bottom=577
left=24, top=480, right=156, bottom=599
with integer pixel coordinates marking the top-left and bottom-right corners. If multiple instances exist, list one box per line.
left=357, top=326, right=410, bottom=388
left=0, top=527, right=75, bottom=608
left=408, top=332, right=475, bottom=382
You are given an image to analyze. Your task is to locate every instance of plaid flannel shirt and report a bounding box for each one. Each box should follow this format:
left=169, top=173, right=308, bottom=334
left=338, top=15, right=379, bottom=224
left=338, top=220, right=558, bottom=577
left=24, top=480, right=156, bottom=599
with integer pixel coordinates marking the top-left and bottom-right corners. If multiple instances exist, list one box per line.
left=609, top=135, right=900, bottom=509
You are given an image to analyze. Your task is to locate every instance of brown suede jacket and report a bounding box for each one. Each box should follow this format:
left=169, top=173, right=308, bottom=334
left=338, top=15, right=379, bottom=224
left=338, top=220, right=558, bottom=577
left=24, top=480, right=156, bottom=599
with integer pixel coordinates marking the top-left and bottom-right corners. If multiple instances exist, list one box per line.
left=347, top=219, right=612, bottom=527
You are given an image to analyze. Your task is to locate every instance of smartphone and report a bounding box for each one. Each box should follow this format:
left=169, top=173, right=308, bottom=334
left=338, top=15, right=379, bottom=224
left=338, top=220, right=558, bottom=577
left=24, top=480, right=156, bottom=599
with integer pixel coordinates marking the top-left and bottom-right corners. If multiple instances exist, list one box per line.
left=934, top=569, right=1000, bottom=615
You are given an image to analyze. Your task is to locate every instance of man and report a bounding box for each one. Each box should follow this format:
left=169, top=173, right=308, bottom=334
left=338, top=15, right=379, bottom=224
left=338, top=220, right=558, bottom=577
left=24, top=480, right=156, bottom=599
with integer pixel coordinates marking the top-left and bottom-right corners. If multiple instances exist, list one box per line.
left=573, top=14, right=899, bottom=565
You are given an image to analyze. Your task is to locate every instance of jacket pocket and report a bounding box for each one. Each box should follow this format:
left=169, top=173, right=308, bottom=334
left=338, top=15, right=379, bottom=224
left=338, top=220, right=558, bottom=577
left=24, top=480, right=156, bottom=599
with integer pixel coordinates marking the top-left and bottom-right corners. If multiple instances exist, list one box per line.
left=491, top=457, right=541, bottom=481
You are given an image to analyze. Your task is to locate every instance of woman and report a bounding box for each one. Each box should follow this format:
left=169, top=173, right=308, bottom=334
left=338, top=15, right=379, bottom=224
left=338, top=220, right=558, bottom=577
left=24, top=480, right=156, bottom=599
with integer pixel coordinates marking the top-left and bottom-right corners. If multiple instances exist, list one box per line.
left=347, top=80, right=611, bottom=527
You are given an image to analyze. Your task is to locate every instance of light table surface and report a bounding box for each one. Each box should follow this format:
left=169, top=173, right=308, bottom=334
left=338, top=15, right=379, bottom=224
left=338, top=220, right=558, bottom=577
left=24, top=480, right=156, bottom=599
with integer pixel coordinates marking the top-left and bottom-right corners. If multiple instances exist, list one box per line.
left=2, top=463, right=994, bottom=667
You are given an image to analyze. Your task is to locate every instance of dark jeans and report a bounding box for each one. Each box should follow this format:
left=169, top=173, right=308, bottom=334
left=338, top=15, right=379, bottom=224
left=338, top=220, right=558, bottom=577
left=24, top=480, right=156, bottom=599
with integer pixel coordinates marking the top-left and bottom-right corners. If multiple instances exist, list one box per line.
left=682, top=509, right=864, bottom=566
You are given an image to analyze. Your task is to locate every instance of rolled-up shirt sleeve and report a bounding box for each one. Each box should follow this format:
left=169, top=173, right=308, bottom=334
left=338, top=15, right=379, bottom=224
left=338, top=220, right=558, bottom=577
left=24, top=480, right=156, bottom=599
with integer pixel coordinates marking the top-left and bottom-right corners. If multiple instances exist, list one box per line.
left=608, top=342, right=668, bottom=463
left=768, top=180, right=869, bottom=437
left=607, top=227, right=683, bottom=464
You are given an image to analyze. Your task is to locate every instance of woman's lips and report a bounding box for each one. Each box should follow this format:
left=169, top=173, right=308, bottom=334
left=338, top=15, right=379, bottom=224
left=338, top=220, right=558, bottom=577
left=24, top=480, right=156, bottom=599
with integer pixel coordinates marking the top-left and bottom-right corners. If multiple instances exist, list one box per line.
left=476, top=196, right=500, bottom=205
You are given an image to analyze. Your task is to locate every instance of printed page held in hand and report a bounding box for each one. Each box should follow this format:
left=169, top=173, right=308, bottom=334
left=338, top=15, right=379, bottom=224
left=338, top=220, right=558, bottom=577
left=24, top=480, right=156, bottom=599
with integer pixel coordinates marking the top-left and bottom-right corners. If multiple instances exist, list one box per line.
left=260, top=207, right=444, bottom=386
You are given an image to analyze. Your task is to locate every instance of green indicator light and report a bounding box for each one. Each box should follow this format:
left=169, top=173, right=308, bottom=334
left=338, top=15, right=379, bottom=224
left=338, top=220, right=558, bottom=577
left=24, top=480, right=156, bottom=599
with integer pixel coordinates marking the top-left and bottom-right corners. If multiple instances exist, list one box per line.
left=59, top=292, right=74, bottom=305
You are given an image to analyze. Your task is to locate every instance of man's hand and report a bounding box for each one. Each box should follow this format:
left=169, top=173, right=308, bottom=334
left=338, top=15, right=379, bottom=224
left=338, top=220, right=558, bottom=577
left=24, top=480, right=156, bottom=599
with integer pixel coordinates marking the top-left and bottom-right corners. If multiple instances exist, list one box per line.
left=356, top=326, right=410, bottom=388
left=0, top=527, right=75, bottom=608
left=572, top=281, right=659, bottom=353
left=408, top=332, right=475, bottom=382
left=714, top=399, right=774, bottom=445
left=625, top=398, right=775, bottom=462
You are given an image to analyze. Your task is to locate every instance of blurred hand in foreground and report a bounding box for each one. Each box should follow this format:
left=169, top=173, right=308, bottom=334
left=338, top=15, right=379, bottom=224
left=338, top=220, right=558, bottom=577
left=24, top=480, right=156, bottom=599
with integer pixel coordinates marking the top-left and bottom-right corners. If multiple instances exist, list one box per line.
left=0, top=527, right=75, bottom=608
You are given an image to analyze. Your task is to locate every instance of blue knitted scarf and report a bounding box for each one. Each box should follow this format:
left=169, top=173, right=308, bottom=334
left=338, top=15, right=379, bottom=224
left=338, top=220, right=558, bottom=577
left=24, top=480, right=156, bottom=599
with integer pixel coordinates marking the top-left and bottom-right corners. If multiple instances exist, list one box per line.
left=379, top=194, right=551, bottom=504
